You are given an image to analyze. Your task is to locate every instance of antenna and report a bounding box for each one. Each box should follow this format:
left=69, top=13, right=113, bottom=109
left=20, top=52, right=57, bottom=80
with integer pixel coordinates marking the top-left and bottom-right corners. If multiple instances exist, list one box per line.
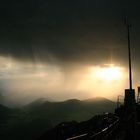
left=125, top=17, right=133, bottom=90
left=124, top=17, right=135, bottom=108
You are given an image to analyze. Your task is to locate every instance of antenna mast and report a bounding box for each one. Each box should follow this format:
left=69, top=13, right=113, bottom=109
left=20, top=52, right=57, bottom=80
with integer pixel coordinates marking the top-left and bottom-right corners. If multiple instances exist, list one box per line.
left=126, top=18, right=133, bottom=90
left=124, top=18, right=135, bottom=108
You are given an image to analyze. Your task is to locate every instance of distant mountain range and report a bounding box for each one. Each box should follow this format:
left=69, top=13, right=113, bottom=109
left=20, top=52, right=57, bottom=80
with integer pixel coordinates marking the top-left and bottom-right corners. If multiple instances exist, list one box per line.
left=0, top=97, right=116, bottom=140
left=24, top=97, right=116, bottom=125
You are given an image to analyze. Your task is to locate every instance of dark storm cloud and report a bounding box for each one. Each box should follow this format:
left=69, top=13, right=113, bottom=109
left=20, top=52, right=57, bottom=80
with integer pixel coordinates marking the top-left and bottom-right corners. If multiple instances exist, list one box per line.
left=1, top=0, right=140, bottom=105
left=0, top=0, right=140, bottom=65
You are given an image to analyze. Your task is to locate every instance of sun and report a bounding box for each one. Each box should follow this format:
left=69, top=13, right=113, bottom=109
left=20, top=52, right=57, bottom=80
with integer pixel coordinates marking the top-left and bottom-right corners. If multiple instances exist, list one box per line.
left=94, top=64, right=122, bottom=82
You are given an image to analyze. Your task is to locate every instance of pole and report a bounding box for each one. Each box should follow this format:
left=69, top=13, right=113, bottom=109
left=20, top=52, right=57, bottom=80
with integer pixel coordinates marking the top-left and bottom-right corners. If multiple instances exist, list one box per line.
left=126, top=19, right=132, bottom=90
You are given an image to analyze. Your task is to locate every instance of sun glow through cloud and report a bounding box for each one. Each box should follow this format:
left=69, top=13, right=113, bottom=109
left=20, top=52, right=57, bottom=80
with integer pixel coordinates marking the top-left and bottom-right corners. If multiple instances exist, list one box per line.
left=78, top=64, right=127, bottom=100
left=94, top=64, right=122, bottom=82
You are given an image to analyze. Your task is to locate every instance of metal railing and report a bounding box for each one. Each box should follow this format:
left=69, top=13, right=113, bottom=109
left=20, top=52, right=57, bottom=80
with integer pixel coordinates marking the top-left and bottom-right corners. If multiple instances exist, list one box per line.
left=66, top=116, right=119, bottom=140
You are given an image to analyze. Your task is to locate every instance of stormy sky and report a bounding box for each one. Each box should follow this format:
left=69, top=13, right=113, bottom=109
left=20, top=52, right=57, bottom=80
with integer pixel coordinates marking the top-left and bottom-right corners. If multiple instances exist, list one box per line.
left=0, top=0, right=140, bottom=106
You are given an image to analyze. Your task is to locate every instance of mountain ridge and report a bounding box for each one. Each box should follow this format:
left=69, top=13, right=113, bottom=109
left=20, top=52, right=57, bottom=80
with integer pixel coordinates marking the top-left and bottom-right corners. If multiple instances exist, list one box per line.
left=0, top=97, right=116, bottom=140
left=25, top=97, right=115, bottom=107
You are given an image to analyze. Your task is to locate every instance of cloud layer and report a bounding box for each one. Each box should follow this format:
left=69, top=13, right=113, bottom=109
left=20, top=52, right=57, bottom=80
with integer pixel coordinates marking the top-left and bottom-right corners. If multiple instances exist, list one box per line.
left=0, top=0, right=140, bottom=106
